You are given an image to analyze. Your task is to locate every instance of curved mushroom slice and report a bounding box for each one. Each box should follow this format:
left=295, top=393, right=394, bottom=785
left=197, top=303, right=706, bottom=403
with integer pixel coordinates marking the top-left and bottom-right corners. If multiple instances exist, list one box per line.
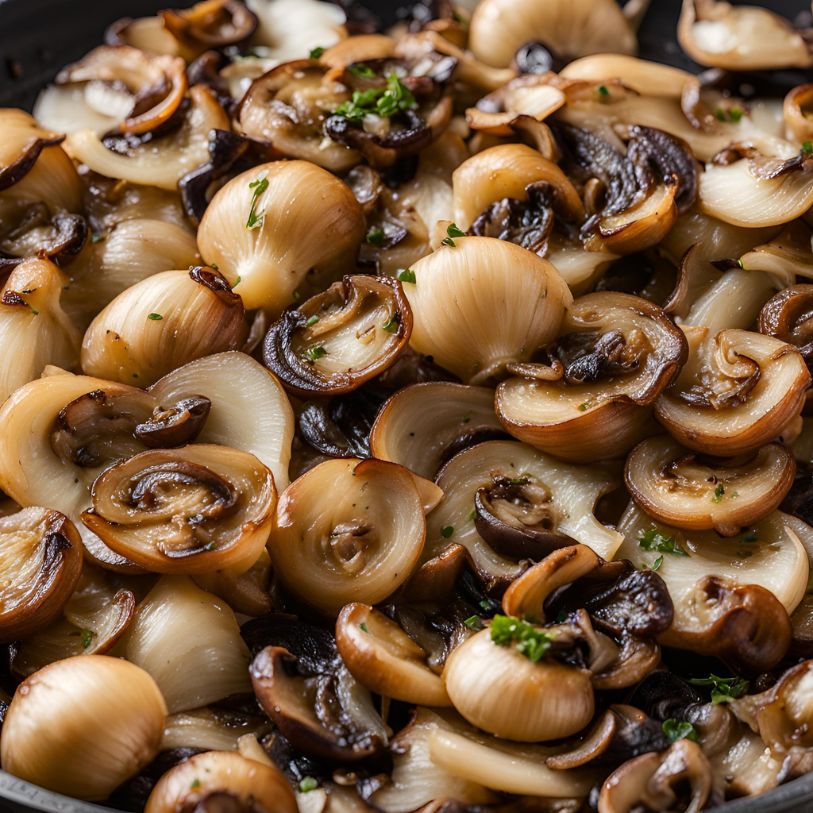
left=678, top=0, right=813, bottom=71
left=560, top=55, right=692, bottom=99
left=269, top=458, right=425, bottom=615
left=656, top=328, right=810, bottom=457
left=319, top=34, right=396, bottom=71
left=625, top=436, right=796, bottom=535
left=759, top=284, right=813, bottom=369
left=0, top=204, right=88, bottom=271
left=451, top=143, right=584, bottom=232
left=335, top=603, right=449, bottom=706
left=263, top=276, right=412, bottom=396
left=144, top=750, right=297, bottom=813
left=469, top=0, right=636, bottom=69
left=35, top=45, right=187, bottom=136
left=65, top=85, right=229, bottom=190
left=370, top=382, right=506, bottom=480
left=82, top=444, right=276, bottom=575
left=598, top=739, right=713, bottom=813
left=496, top=292, right=687, bottom=463
left=160, top=0, right=258, bottom=52
left=0, top=258, right=82, bottom=402
left=784, top=83, right=813, bottom=144
left=0, top=508, right=83, bottom=643
left=11, top=563, right=137, bottom=677
left=740, top=222, right=813, bottom=289
left=699, top=142, right=813, bottom=228
left=149, top=351, right=294, bottom=490
left=617, top=504, right=809, bottom=671
left=81, top=267, right=247, bottom=387
left=425, top=440, right=622, bottom=589
left=402, top=236, right=572, bottom=385
left=125, top=575, right=251, bottom=713
left=197, top=161, right=365, bottom=314
left=0, top=109, right=67, bottom=192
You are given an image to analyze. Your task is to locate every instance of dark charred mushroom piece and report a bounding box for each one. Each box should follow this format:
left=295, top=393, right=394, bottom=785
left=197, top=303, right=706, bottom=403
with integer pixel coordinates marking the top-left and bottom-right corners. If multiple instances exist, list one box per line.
left=595, top=251, right=678, bottom=306
left=160, top=0, right=258, bottom=49
left=0, top=133, right=65, bottom=191
left=135, top=396, right=211, bottom=448
left=759, top=284, right=813, bottom=369
left=298, top=389, right=384, bottom=458
left=0, top=210, right=89, bottom=270
left=398, top=0, right=454, bottom=32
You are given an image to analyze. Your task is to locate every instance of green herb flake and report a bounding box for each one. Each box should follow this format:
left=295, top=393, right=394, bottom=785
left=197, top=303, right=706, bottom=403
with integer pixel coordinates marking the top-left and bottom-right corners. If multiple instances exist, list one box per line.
left=366, top=226, right=386, bottom=246
left=638, top=528, right=689, bottom=558
left=397, top=268, right=416, bottom=284
left=305, top=314, right=320, bottom=327
left=479, top=597, right=499, bottom=614
left=309, top=46, right=325, bottom=59
left=490, top=615, right=554, bottom=663
left=651, top=555, right=664, bottom=571
left=334, top=73, right=417, bottom=123
left=349, top=63, right=376, bottom=78
left=147, top=313, right=163, bottom=321
left=464, top=615, right=484, bottom=630
left=382, top=312, right=400, bottom=333
left=305, top=345, right=327, bottom=362
left=359, top=622, right=369, bottom=633
left=441, top=525, right=455, bottom=538
left=233, top=275, right=241, bottom=285
left=467, top=508, right=477, bottom=522
left=802, top=141, right=813, bottom=156
left=662, top=718, right=698, bottom=743
left=441, top=223, right=465, bottom=247
left=30, top=307, right=39, bottom=316
left=299, top=777, right=319, bottom=793
left=712, top=483, right=725, bottom=503
left=80, top=629, right=94, bottom=649
left=190, top=778, right=201, bottom=790
left=688, top=673, right=750, bottom=704
left=246, top=175, right=269, bottom=230
left=577, top=401, right=591, bottom=411
left=597, top=84, right=610, bottom=98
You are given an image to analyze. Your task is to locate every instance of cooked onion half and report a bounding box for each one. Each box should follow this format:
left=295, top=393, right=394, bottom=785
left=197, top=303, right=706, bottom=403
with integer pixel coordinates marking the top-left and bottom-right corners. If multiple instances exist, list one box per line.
left=0, top=507, right=83, bottom=642
left=497, top=292, right=687, bottom=462
left=81, top=267, right=247, bottom=387
left=625, top=436, right=796, bottom=535
left=263, top=275, right=412, bottom=396
left=149, top=351, right=294, bottom=490
left=197, top=161, right=365, bottom=313
left=402, top=236, right=572, bottom=384
left=370, top=382, right=505, bottom=479
left=656, top=328, right=810, bottom=457
left=81, top=444, right=276, bottom=575
left=269, top=458, right=425, bottom=615
left=617, top=505, right=809, bottom=671
left=425, top=440, right=622, bottom=588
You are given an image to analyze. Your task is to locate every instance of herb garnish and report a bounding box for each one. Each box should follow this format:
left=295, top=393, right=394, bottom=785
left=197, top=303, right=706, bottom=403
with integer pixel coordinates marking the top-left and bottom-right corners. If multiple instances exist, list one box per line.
left=309, top=46, right=325, bottom=59
left=80, top=629, right=94, bottom=649
left=366, top=226, right=385, bottom=246
left=597, top=84, right=610, bottom=98
left=397, top=268, right=416, bottom=284
left=712, top=483, right=725, bottom=503
left=464, top=615, right=484, bottom=630
left=305, top=346, right=327, bottom=362
left=299, top=777, right=319, bottom=793
left=441, top=525, right=454, bottom=538
left=147, top=313, right=163, bottom=321
left=359, top=622, right=369, bottom=633
left=382, top=312, right=400, bottom=333
left=688, top=674, right=750, bottom=704
left=638, top=528, right=689, bottom=557
left=246, top=175, right=269, bottom=229
left=802, top=141, right=813, bottom=156
left=334, top=74, right=417, bottom=123
left=441, top=223, right=466, bottom=247
left=349, top=63, right=376, bottom=78
left=662, top=719, right=698, bottom=743
left=715, top=106, right=744, bottom=123
left=305, top=314, right=320, bottom=327
left=490, top=615, right=554, bottom=663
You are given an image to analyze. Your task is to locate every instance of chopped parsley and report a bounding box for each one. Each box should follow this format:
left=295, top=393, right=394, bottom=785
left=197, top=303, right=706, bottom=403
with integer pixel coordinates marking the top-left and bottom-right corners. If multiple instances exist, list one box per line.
left=397, top=268, right=416, bottom=284
left=30, top=308, right=39, bottom=316
left=651, top=555, right=664, bottom=571
left=715, top=106, right=744, bottom=123
left=80, top=629, right=94, bottom=649
left=246, top=175, right=269, bottom=230
left=662, top=719, right=698, bottom=743
left=305, top=314, right=320, bottom=327
left=309, top=46, right=325, bottom=59
left=441, top=223, right=465, bottom=247
left=366, top=226, right=385, bottom=246
left=190, top=778, right=201, bottom=790
left=382, top=312, right=400, bottom=333
left=712, top=483, right=725, bottom=503
left=638, top=528, right=689, bottom=558
left=334, top=74, right=417, bottom=123
left=349, top=63, right=376, bottom=78
left=577, top=401, right=592, bottom=411
left=597, top=84, right=610, bottom=98
left=802, top=141, right=813, bottom=156
left=441, top=525, right=455, bottom=538
left=305, top=346, right=327, bottom=362
left=147, top=313, right=163, bottom=321
left=464, top=615, right=484, bottom=630
left=688, top=674, right=749, bottom=704
left=490, top=615, right=554, bottom=663
left=359, top=622, right=369, bottom=633
left=299, top=777, right=319, bottom=793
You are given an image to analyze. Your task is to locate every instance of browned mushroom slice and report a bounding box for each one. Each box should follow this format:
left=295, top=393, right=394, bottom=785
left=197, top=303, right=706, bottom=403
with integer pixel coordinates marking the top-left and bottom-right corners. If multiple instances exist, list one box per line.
left=0, top=508, right=83, bottom=643
left=759, top=284, right=813, bottom=369
left=497, top=292, right=687, bottom=462
left=0, top=110, right=66, bottom=191
left=236, top=60, right=360, bottom=172
left=678, top=0, right=813, bottom=71
left=160, top=0, right=258, bottom=50
left=10, top=563, right=137, bottom=677
left=134, top=395, right=212, bottom=448
left=598, top=739, right=713, bottom=813
left=784, top=83, right=813, bottom=144
left=262, top=275, right=411, bottom=396
left=656, top=328, right=810, bottom=457
left=625, top=437, right=796, bottom=535
left=319, top=35, right=396, bottom=71
left=82, top=444, right=276, bottom=575
left=37, top=45, right=187, bottom=136
left=0, top=210, right=88, bottom=271
left=250, top=645, right=387, bottom=762
left=369, top=382, right=506, bottom=479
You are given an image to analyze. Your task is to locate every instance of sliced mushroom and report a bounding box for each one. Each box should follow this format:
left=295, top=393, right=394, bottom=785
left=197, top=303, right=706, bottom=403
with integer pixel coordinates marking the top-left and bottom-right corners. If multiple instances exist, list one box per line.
left=402, top=236, right=572, bottom=385
left=160, top=0, right=258, bottom=51
left=678, top=0, right=813, bottom=71
left=656, top=328, right=810, bottom=457
left=469, top=0, right=636, bottom=69
left=81, top=267, right=247, bottom=387
left=0, top=109, right=67, bottom=191
left=197, top=161, right=365, bottom=313
left=759, top=284, right=813, bottom=370
left=268, top=458, right=426, bottom=614
left=497, top=292, right=687, bottom=462
left=625, top=436, right=796, bottom=535
left=335, top=603, right=449, bottom=706
left=263, top=276, right=412, bottom=396
left=0, top=508, right=83, bottom=642
left=81, top=444, right=276, bottom=575
left=424, top=440, right=622, bottom=589
left=370, top=382, right=506, bottom=479
left=784, top=83, right=813, bottom=143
